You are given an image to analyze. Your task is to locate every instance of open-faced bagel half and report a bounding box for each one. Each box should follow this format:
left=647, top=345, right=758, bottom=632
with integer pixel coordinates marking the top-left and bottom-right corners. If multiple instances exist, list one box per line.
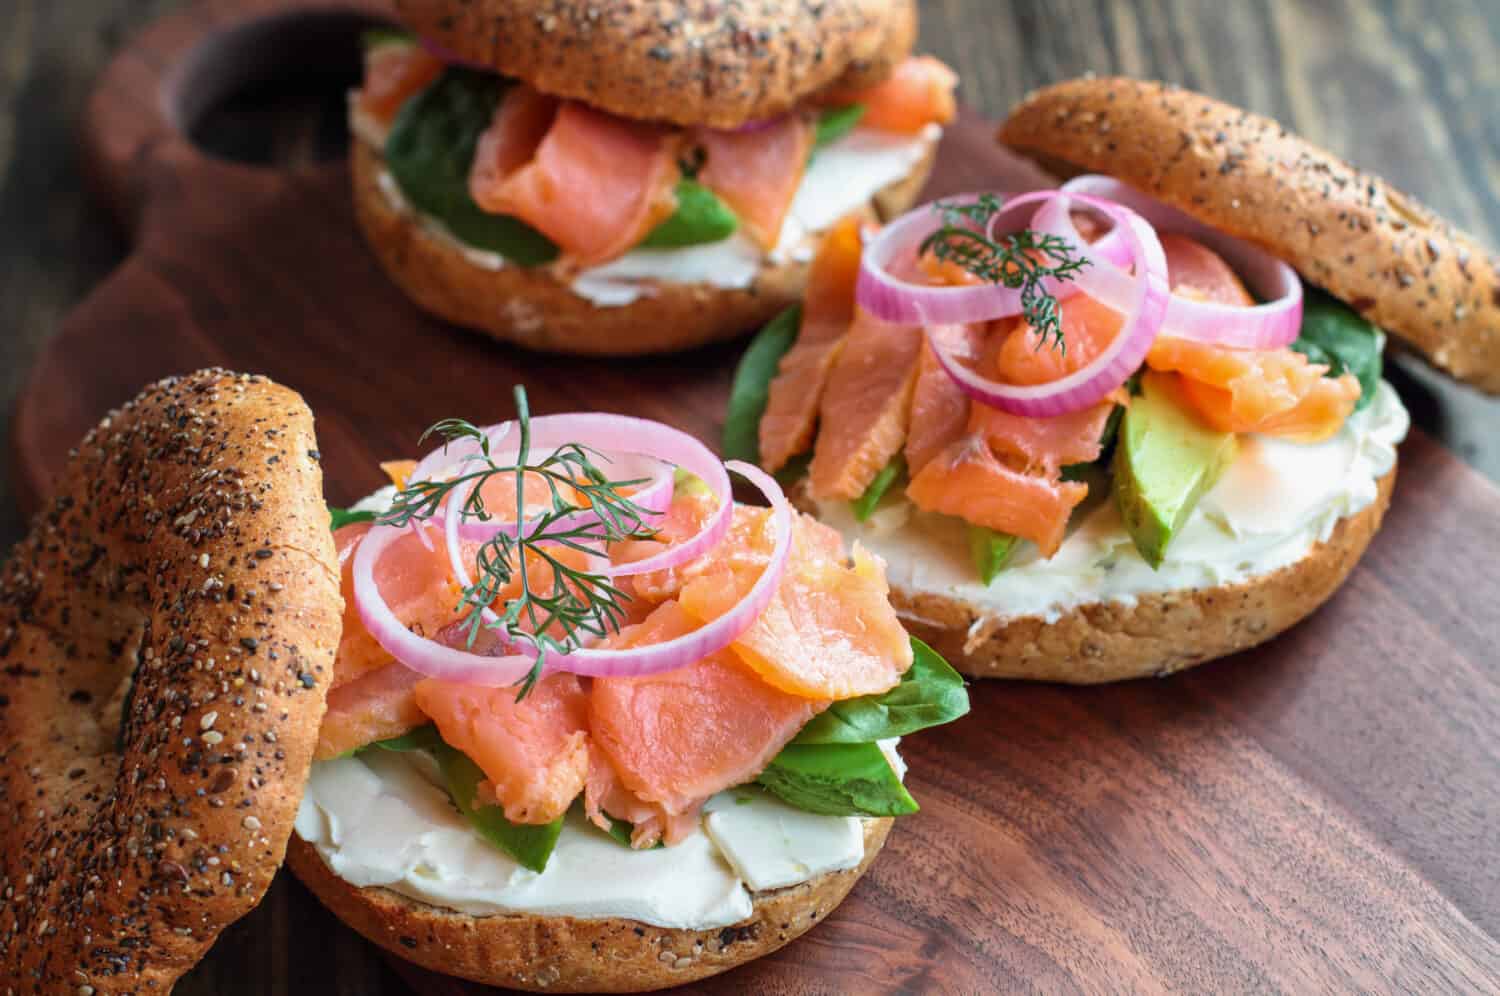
left=394, top=0, right=918, bottom=129
left=286, top=818, right=891, bottom=992
left=0, top=370, right=342, bottom=991
left=999, top=76, right=1500, bottom=393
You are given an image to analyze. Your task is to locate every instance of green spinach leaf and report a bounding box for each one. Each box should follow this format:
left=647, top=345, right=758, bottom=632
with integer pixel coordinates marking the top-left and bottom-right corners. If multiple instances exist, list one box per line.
left=968, top=526, right=1020, bottom=584
left=385, top=69, right=559, bottom=266
left=723, top=305, right=802, bottom=464
left=361, top=27, right=413, bottom=50
left=794, top=638, right=969, bottom=745
left=329, top=505, right=377, bottom=531
left=813, top=104, right=866, bottom=149
left=758, top=741, right=918, bottom=817
left=1291, top=287, right=1384, bottom=412
left=640, top=179, right=738, bottom=248
left=851, top=456, right=905, bottom=522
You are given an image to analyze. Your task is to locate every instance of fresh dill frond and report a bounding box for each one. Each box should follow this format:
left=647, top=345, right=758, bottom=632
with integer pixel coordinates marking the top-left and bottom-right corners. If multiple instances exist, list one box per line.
left=377, top=387, right=659, bottom=699
left=918, top=194, right=1091, bottom=353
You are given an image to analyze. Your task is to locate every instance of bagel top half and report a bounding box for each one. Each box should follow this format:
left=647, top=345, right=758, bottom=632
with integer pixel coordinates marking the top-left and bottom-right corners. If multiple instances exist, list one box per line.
left=394, top=0, right=917, bottom=129
left=999, top=76, right=1500, bottom=393
left=0, top=370, right=342, bottom=992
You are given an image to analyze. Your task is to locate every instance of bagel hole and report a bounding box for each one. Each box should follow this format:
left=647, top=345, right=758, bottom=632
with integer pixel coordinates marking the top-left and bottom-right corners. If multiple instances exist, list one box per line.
left=173, top=11, right=392, bottom=167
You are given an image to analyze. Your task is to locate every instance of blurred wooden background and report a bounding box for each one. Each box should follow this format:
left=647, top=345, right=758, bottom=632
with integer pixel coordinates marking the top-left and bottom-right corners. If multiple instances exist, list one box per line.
left=1, top=1, right=1497, bottom=992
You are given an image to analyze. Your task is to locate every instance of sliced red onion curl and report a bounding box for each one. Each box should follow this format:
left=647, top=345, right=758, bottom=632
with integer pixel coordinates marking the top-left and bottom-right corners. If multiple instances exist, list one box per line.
left=921, top=190, right=1170, bottom=418
left=352, top=409, right=790, bottom=683
left=1057, top=175, right=1303, bottom=349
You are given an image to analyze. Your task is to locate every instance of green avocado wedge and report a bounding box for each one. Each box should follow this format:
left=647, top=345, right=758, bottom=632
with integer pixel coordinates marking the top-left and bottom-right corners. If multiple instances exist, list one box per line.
left=1114, top=371, right=1238, bottom=568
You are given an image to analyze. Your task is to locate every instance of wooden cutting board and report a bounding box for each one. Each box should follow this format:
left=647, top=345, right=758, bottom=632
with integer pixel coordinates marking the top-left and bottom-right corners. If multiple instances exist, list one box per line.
left=9, top=0, right=1500, bottom=991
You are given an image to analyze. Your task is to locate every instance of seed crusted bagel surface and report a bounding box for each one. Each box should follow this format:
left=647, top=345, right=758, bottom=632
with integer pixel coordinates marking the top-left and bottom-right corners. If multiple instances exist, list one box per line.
left=394, top=0, right=918, bottom=129
left=0, top=370, right=342, bottom=992
left=999, top=77, right=1500, bottom=393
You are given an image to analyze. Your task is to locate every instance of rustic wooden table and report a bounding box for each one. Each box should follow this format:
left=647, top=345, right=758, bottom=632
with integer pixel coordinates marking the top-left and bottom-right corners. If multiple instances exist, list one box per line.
left=2, top=1, right=1498, bottom=993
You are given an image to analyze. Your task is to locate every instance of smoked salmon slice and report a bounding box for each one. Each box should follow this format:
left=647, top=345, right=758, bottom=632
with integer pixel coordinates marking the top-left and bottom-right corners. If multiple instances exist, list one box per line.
left=413, top=673, right=592, bottom=825
left=968, top=399, right=1114, bottom=473
left=907, top=435, right=1088, bottom=558
left=590, top=602, right=823, bottom=831
left=697, top=114, right=816, bottom=250
left=808, top=309, right=923, bottom=500
left=469, top=94, right=680, bottom=266
left=905, top=323, right=983, bottom=475
left=822, top=55, right=958, bottom=134
left=359, top=43, right=444, bottom=126
left=759, top=216, right=865, bottom=473
left=583, top=753, right=699, bottom=849
left=1160, top=232, right=1255, bottom=306
left=333, top=522, right=460, bottom=689
left=989, top=294, right=1122, bottom=386
left=678, top=508, right=912, bottom=700
left=316, top=662, right=427, bottom=761
left=1148, top=337, right=1360, bottom=442
left=611, top=485, right=722, bottom=603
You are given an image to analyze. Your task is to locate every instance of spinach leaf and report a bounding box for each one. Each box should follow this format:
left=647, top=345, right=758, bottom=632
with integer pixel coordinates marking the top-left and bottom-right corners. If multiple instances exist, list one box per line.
left=434, top=743, right=564, bottom=873
left=385, top=69, right=559, bottom=266
left=794, top=638, right=969, bottom=745
left=969, top=527, right=1020, bottom=584
left=640, top=179, right=738, bottom=248
left=329, top=505, right=377, bottom=531
left=851, top=456, right=905, bottom=522
left=758, top=741, right=918, bottom=817
left=1291, top=288, right=1384, bottom=411
left=723, top=305, right=802, bottom=464
left=814, top=104, right=866, bottom=149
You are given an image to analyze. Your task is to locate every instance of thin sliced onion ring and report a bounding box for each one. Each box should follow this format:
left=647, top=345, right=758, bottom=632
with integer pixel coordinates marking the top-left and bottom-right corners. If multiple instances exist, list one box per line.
left=352, top=408, right=791, bottom=685
left=926, top=190, right=1170, bottom=417
left=1058, top=175, right=1303, bottom=350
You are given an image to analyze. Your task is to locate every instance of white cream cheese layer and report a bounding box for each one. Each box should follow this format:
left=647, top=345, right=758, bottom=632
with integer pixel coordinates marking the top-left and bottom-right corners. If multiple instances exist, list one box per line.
left=355, top=97, right=938, bottom=307
left=296, top=741, right=900, bottom=929
left=817, top=380, right=1410, bottom=626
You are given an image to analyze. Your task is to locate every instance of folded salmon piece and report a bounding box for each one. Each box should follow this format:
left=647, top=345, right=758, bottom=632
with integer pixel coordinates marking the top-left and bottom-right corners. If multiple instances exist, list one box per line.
left=469, top=90, right=680, bottom=266
left=315, top=663, right=427, bottom=761
left=696, top=113, right=815, bottom=250
left=414, top=673, right=592, bottom=825
left=590, top=602, right=822, bottom=841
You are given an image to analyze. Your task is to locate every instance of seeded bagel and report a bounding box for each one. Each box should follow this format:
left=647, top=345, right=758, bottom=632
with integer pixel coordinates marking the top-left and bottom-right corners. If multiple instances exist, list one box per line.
left=394, top=0, right=917, bottom=129
left=286, top=818, right=891, bottom=992
left=351, top=136, right=936, bottom=355
left=998, top=77, right=1500, bottom=393
left=0, top=370, right=342, bottom=992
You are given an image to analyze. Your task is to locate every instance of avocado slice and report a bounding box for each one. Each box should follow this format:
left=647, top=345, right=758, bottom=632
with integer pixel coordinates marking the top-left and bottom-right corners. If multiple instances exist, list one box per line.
left=1113, top=371, right=1238, bottom=568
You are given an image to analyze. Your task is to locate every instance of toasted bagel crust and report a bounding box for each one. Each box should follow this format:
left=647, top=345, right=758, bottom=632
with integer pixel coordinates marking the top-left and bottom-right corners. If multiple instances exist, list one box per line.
left=351, top=138, right=935, bottom=355
left=999, top=78, right=1500, bottom=393
left=891, top=468, right=1394, bottom=682
left=287, top=818, right=890, bottom=992
left=393, top=0, right=916, bottom=129
left=0, top=371, right=342, bottom=992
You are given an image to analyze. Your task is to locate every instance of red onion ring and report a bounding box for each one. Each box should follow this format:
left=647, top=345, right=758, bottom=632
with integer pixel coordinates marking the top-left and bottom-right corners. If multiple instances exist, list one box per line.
left=352, top=408, right=791, bottom=684
left=925, top=190, right=1170, bottom=417
left=1057, top=175, right=1303, bottom=350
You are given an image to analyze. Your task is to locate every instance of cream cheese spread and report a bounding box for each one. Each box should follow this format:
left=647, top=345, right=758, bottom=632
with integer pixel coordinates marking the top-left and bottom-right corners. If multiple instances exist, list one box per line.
left=295, top=743, right=898, bottom=929
left=354, top=97, right=938, bottom=307
left=817, top=379, right=1410, bottom=626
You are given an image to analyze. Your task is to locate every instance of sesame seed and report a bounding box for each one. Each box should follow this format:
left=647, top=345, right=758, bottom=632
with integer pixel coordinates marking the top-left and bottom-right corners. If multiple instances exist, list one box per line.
left=199, top=553, right=211, bottom=568
left=200, top=711, right=218, bottom=730
left=243, top=816, right=262, bottom=831
left=202, top=731, right=224, bottom=745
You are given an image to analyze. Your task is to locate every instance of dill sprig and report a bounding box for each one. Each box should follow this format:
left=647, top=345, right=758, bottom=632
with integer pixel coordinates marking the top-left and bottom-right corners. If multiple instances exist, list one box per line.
left=918, top=193, right=1090, bottom=353
left=378, top=387, right=659, bottom=698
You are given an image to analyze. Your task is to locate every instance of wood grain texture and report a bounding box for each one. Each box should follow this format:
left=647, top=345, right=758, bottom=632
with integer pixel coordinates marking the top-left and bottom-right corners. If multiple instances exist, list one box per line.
left=1, top=0, right=1498, bottom=993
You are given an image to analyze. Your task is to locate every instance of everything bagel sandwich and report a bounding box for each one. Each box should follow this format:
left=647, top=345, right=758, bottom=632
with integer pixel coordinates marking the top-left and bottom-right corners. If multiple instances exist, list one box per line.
left=0, top=372, right=967, bottom=991
left=725, top=77, right=1498, bottom=682
left=351, top=0, right=957, bottom=355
